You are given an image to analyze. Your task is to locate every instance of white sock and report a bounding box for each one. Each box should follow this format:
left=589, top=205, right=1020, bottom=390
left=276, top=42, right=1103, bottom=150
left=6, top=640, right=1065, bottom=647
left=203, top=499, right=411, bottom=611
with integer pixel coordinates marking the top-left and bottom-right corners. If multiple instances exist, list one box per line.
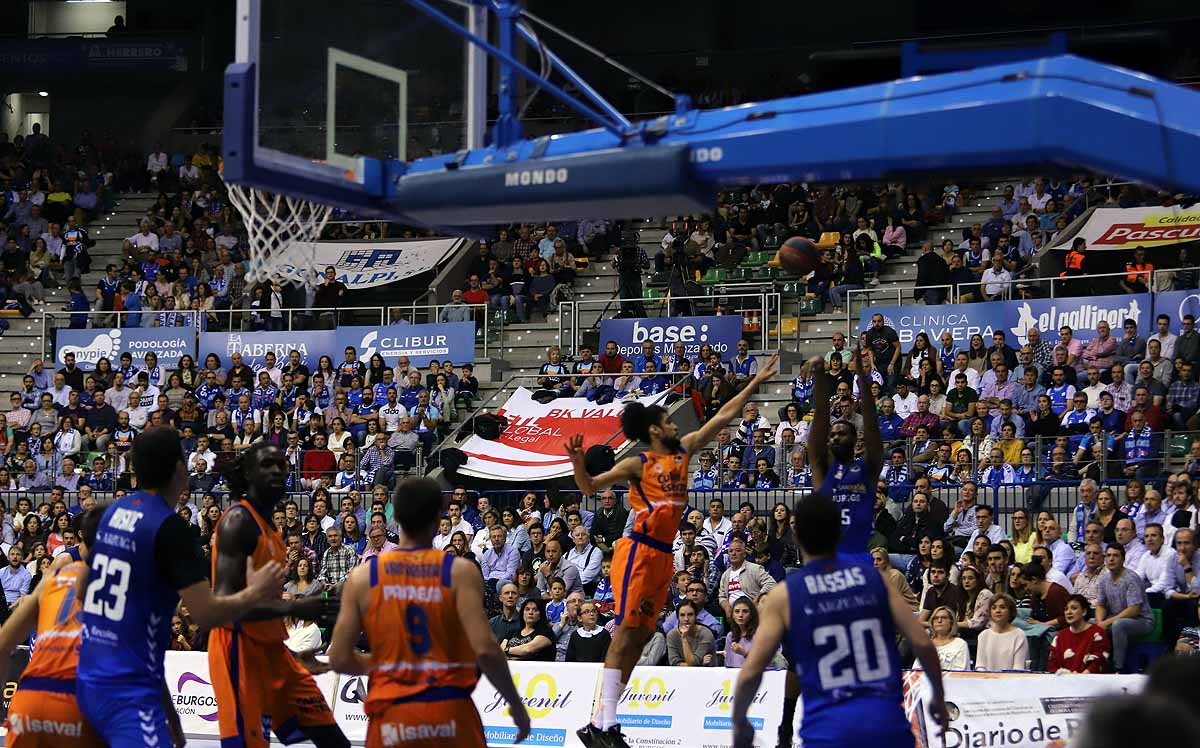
left=594, top=668, right=625, bottom=730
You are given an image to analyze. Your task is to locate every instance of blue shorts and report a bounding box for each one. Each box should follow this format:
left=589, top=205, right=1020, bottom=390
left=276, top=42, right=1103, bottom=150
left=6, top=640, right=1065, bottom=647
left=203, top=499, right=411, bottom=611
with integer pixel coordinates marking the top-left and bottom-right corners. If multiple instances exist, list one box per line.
left=76, top=683, right=173, bottom=748
left=800, top=697, right=914, bottom=748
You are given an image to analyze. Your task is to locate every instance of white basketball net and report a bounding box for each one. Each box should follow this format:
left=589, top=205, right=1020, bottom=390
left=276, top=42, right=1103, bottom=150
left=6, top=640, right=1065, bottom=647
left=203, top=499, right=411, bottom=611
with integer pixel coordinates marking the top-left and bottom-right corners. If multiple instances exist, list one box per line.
left=225, top=182, right=335, bottom=289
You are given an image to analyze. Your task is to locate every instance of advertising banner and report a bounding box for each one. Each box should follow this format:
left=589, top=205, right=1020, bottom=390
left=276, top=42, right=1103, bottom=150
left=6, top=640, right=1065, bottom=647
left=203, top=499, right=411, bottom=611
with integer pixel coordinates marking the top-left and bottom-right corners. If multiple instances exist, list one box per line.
left=1049, top=206, right=1200, bottom=251
left=201, top=330, right=335, bottom=371
left=332, top=663, right=601, bottom=748
left=599, top=315, right=744, bottom=361
left=336, top=322, right=476, bottom=367
left=1004, top=293, right=1151, bottom=346
left=862, top=304, right=1007, bottom=348
left=617, top=667, right=786, bottom=748
left=903, top=670, right=1144, bottom=748
left=457, top=388, right=670, bottom=481
left=1154, top=288, right=1200, bottom=323
left=273, top=238, right=465, bottom=289
left=163, top=651, right=338, bottom=740
left=55, top=327, right=196, bottom=370
left=861, top=293, right=1151, bottom=349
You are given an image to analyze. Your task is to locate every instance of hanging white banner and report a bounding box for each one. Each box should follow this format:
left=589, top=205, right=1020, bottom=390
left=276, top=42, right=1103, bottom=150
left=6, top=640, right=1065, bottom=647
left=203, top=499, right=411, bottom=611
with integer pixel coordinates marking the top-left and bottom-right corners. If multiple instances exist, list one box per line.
left=271, top=238, right=466, bottom=288
left=1049, top=206, right=1200, bottom=251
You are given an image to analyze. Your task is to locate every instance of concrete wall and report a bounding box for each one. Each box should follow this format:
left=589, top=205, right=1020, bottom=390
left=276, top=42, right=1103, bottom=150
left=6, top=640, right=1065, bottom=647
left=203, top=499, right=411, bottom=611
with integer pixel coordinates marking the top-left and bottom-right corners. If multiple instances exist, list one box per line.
left=1, top=93, right=51, bottom=141
left=28, top=1, right=127, bottom=36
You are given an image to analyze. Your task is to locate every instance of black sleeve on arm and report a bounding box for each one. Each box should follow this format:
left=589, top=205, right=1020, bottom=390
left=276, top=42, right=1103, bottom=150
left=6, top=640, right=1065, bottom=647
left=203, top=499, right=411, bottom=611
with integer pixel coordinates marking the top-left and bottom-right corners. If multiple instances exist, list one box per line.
left=156, top=513, right=210, bottom=591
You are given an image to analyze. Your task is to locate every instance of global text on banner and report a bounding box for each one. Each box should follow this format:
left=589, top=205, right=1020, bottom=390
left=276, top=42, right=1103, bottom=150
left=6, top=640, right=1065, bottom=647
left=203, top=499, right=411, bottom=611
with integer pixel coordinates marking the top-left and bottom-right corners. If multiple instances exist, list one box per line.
left=200, top=330, right=337, bottom=371
left=1005, top=293, right=1151, bottom=347
left=1049, top=206, right=1200, bottom=251
left=337, top=322, right=476, bottom=368
left=599, top=315, right=744, bottom=360
left=332, top=663, right=602, bottom=748
left=616, top=666, right=786, bottom=748
left=456, top=388, right=671, bottom=481
left=272, top=238, right=465, bottom=289
left=902, top=670, right=1144, bottom=748
left=858, top=304, right=1006, bottom=347
left=55, top=328, right=196, bottom=371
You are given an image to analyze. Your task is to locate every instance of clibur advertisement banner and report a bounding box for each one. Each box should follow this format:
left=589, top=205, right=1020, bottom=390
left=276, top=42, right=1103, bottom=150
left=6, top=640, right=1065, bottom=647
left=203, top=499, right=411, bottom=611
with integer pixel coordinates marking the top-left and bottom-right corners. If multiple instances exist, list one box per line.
left=862, top=292, right=1151, bottom=349
left=54, top=328, right=196, bottom=370
left=200, top=321, right=476, bottom=371
left=616, top=667, right=786, bottom=748
left=903, top=670, right=1144, bottom=748
left=457, top=388, right=671, bottom=481
left=332, top=664, right=601, bottom=748
left=599, top=315, right=744, bottom=361
left=1048, top=205, right=1200, bottom=251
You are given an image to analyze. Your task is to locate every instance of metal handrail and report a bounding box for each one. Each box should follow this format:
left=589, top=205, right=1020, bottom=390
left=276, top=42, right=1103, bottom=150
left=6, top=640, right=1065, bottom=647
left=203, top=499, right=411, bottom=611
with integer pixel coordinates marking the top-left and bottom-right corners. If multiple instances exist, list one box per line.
left=967, top=266, right=1197, bottom=299
left=843, top=284, right=954, bottom=339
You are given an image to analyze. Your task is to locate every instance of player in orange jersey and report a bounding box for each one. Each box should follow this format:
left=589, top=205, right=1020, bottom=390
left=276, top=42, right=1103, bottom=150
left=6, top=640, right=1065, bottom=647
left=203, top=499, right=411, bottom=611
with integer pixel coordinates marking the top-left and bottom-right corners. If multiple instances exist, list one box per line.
left=565, top=352, right=779, bottom=748
left=327, top=477, right=530, bottom=748
left=208, top=443, right=349, bottom=748
left=0, top=507, right=106, bottom=748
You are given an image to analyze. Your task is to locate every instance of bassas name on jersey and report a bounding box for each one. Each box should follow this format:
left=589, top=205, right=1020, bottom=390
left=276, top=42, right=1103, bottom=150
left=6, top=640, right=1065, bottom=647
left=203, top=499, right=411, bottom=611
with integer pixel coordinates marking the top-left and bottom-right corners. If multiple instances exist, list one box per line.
left=803, top=567, right=868, bottom=595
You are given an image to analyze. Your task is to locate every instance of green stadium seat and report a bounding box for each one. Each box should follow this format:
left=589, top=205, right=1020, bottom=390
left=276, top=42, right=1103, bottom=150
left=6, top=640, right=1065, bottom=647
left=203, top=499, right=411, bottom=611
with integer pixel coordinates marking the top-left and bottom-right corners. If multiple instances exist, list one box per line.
left=700, top=269, right=727, bottom=285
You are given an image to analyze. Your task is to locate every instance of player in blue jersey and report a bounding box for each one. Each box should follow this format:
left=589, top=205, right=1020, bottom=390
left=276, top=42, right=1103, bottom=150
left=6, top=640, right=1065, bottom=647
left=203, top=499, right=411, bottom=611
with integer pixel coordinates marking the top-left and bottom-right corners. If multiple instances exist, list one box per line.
left=805, top=348, right=884, bottom=561
left=76, top=426, right=287, bottom=748
left=731, top=494, right=948, bottom=748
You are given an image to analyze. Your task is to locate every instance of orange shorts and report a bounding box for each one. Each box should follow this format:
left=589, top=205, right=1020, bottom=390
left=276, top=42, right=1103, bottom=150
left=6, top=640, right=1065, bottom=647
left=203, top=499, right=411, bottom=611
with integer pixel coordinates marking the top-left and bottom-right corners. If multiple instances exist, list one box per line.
left=366, top=698, right=484, bottom=748
left=5, top=685, right=102, bottom=748
left=208, top=627, right=336, bottom=748
left=610, top=534, right=675, bottom=631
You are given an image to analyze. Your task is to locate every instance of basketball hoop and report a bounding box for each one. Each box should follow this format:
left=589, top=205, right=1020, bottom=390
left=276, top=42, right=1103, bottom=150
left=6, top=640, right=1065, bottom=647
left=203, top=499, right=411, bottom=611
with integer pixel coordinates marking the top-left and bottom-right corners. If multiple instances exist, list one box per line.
left=224, top=179, right=335, bottom=289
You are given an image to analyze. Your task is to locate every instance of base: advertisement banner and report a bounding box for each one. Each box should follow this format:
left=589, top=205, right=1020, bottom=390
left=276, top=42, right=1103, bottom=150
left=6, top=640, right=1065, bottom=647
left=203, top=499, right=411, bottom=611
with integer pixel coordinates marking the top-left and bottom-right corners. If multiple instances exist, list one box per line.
left=599, top=315, right=744, bottom=361
left=903, top=670, right=1144, bottom=748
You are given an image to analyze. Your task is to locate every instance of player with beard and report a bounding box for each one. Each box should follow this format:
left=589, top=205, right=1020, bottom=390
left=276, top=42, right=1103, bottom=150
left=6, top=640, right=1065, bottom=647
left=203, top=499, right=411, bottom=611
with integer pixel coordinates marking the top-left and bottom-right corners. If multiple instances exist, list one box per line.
left=565, top=353, right=779, bottom=748
left=208, top=442, right=349, bottom=748
left=804, top=347, right=884, bottom=562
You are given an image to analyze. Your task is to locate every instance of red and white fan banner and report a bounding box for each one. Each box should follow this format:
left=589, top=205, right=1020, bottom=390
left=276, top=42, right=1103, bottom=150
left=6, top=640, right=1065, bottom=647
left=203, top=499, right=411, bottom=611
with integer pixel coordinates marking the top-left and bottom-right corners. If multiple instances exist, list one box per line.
left=457, top=388, right=671, bottom=481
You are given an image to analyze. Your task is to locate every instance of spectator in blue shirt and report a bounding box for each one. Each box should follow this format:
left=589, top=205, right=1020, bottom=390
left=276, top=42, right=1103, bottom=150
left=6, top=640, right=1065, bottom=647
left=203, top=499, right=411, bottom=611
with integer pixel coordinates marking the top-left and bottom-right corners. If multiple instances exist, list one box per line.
left=692, top=451, right=719, bottom=491
left=740, top=429, right=775, bottom=470
left=119, top=280, right=142, bottom=327
left=1121, top=410, right=1158, bottom=481
left=877, top=397, right=904, bottom=447
left=0, top=545, right=32, bottom=608
left=632, top=341, right=662, bottom=374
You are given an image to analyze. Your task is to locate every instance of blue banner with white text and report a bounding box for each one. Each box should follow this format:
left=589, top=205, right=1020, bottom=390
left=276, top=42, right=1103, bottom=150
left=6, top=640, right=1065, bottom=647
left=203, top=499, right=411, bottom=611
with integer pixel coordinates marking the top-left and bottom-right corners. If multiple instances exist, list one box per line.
left=55, top=328, right=195, bottom=371
left=599, top=315, right=744, bottom=360
left=860, top=293, right=1152, bottom=349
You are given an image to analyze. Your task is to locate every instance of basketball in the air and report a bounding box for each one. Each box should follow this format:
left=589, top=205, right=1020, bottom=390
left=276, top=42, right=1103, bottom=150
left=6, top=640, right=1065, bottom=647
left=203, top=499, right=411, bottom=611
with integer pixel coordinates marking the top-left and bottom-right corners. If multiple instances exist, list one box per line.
left=777, top=236, right=823, bottom=277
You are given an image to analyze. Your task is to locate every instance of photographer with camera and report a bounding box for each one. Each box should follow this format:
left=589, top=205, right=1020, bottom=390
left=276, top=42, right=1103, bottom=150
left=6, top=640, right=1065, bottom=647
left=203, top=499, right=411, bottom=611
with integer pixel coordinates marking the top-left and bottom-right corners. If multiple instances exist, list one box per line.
left=614, top=230, right=650, bottom=318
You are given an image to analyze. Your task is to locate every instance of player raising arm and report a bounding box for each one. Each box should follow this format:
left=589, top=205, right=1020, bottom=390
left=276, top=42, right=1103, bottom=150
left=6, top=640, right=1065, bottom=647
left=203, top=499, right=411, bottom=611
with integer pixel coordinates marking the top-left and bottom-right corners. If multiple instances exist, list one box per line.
left=804, top=347, right=883, bottom=560
left=327, top=477, right=530, bottom=748
left=732, top=494, right=948, bottom=748
left=565, top=353, right=778, bottom=748
left=76, top=427, right=286, bottom=748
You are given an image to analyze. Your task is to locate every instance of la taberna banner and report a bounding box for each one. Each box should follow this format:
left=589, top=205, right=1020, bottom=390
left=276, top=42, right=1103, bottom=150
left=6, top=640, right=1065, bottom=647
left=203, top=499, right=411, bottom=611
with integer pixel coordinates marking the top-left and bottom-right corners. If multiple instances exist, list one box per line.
left=457, top=388, right=671, bottom=481
left=903, top=670, right=1144, bottom=748
left=863, top=292, right=1151, bottom=349
left=1049, top=205, right=1200, bottom=251
left=200, top=321, right=475, bottom=371
left=599, top=315, right=744, bottom=362
left=269, top=238, right=466, bottom=288
left=55, top=327, right=196, bottom=370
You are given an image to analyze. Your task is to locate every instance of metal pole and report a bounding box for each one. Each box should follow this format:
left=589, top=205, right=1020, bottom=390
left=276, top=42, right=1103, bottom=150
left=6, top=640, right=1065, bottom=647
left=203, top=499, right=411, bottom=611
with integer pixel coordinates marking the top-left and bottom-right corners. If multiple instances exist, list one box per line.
left=465, top=2, right=488, bottom=150
left=483, top=305, right=489, bottom=359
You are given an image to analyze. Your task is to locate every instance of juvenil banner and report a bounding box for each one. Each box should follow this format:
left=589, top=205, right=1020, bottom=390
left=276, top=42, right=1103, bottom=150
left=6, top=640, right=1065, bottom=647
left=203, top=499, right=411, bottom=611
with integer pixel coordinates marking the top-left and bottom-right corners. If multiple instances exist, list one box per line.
left=457, top=388, right=671, bottom=481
